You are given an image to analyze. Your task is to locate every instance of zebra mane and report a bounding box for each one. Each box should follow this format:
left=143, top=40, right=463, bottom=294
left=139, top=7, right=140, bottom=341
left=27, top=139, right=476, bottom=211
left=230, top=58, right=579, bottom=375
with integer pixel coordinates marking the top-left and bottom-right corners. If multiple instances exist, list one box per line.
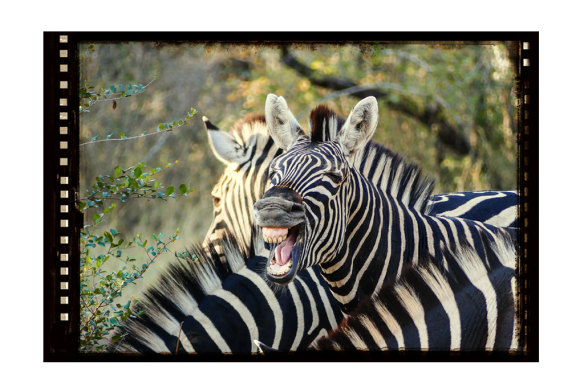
left=109, top=231, right=260, bottom=352
left=309, top=105, right=345, bottom=143
left=158, top=227, right=270, bottom=300
left=312, top=229, right=517, bottom=351
left=307, top=105, right=435, bottom=213
left=229, top=113, right=267, bottom=142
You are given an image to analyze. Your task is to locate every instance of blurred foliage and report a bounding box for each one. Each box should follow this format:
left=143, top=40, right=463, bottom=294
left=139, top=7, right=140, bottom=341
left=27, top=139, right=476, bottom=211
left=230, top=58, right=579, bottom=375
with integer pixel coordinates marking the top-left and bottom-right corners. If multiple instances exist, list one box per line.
left=79, top=41, right=518, bottom=305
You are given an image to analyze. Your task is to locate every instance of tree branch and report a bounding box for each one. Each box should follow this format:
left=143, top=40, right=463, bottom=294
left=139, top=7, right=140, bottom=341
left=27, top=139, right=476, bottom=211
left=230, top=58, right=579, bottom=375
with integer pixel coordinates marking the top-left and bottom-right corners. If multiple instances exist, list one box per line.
left=280, top=47, right=471, bottom=155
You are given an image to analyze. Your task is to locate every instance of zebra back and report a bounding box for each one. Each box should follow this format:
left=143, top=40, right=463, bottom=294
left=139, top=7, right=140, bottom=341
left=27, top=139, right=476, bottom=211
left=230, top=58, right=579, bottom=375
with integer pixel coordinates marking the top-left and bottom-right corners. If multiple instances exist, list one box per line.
left=111, top=229, right=344, bottom=353
left=429, top=190, right=519, bottom=228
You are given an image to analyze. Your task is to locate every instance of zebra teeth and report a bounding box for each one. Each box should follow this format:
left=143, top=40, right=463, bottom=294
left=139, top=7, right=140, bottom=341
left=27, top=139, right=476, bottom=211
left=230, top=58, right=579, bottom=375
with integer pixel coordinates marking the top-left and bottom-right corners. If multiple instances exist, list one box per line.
left=267, top=259, right=293, bottom=276
left=262, top=226, right=289, bottom=244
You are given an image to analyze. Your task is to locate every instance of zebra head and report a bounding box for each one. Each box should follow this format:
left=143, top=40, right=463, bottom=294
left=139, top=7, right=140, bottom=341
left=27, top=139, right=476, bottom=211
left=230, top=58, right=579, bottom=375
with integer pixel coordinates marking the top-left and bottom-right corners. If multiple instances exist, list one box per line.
left=254, top=94, right=379, bottom=285
left=203, top=114, right=282, bottom=253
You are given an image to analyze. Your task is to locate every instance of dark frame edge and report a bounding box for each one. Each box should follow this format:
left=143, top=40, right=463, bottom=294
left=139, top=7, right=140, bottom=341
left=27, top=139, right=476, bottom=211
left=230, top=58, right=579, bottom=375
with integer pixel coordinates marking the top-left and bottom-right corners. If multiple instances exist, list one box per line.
left=43, top=31, right=539, bottom=362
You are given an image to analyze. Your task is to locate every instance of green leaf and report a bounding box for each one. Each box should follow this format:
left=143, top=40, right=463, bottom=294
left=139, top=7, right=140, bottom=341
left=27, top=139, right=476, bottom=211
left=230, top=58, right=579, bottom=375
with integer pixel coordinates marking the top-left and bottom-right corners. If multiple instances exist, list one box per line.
left=165, top=186, right=174, bottom=196
left=109, top=317, right=120, bottom=326
left=179, top=184, right=187, bottom=195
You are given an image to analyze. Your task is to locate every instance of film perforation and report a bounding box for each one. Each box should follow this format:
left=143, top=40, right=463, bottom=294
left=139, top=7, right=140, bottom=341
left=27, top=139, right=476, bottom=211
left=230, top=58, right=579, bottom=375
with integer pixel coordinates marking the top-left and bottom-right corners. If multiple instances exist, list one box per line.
left=57, top=34, right=71, bottom=325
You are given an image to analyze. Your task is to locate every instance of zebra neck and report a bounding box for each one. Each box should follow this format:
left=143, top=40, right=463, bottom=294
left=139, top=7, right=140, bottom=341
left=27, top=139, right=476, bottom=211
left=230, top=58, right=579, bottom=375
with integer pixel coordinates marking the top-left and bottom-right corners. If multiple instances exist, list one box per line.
left=319, top=170, right=430, bottom=312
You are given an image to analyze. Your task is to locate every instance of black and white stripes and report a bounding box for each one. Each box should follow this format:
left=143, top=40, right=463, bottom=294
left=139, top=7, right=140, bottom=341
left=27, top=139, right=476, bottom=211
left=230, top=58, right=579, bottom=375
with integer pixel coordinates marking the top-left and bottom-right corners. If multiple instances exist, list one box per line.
left=311, top=232, right=518, bottom=351
left=256, top=94, right=518, bottom=320
left=112, top=230, right=344, bottom=353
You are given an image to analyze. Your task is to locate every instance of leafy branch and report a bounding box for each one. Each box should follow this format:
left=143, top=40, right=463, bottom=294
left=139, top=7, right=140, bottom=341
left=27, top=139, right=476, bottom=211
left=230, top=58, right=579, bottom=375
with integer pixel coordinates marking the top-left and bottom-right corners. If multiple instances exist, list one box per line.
left=79, top=161, right=194, bottom=352
left=79, top=161, right=194, bottom=222
left=79, top=76, right=157, bottom=113
left=80, top=227, right=181, bottom=351
left=80, top=107, right=198, bottom=147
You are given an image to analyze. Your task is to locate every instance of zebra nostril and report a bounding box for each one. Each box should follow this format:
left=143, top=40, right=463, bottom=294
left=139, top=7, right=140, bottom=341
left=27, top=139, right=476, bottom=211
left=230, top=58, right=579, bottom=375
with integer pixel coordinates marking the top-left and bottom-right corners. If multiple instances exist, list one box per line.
left=291, top=203, right=305, bottom=213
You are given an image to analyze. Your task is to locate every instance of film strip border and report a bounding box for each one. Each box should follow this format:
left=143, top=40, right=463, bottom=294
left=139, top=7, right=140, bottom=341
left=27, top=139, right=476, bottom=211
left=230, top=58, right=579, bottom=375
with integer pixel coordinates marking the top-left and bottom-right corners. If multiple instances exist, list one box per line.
left=43, top=32, right=539, bottom=361
left=517, top=37, right=539, bottom=356
left=44, top=32, right=80, bottom=360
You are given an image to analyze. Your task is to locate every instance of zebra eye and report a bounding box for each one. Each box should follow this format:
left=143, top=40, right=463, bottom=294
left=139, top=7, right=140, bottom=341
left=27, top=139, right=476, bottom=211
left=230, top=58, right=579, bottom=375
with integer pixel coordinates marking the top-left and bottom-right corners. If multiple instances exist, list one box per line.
left=324, top=171, right=343, bottom=184
left=212, top=195, right=221, bottom=208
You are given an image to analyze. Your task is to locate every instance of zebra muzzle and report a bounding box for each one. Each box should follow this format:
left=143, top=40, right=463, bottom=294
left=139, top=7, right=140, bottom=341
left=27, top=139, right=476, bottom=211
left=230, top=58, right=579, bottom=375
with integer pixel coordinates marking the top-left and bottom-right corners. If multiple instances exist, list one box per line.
left=254, top=187, right=305, bottom=283
left=253, top=187, right=305, bottom=229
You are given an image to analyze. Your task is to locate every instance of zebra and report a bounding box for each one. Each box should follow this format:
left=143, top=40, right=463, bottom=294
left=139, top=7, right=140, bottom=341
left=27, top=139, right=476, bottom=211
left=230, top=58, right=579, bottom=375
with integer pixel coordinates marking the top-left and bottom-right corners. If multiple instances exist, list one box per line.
left=110, top=100, right=518, bottom=354
left=196, top=100, right=518, bottom=354
left=256, top=230, right=518, bottom=352
left=110, top=228, right=344, bottom=353
left=204, top=107, right=518, bottom=255
left=253, top=94, right=518, bottom=319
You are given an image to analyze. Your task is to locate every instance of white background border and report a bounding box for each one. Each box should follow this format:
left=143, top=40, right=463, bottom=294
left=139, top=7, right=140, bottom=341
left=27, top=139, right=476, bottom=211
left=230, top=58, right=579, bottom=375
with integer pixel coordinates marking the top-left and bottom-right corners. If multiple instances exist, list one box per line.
left=3, top=1, right=580, bottom=387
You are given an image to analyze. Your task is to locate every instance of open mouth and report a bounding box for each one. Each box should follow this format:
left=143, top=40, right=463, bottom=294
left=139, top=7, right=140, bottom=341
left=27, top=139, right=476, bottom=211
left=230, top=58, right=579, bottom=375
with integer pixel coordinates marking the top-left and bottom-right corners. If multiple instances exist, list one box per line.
left=262, top=224, right=304, bottom=283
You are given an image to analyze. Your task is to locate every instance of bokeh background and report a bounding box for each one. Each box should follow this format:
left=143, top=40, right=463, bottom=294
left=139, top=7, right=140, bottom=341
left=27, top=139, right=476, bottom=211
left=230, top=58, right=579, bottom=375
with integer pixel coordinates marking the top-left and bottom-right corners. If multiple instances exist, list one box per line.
left=79, top=41, right=518, bottom=296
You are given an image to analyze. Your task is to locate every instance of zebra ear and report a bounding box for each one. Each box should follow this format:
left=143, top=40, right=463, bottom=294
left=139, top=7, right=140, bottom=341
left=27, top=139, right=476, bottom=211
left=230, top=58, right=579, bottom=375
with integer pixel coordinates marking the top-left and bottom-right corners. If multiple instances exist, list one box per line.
left=265, top=94, right=303, bottom=150
left=335, top=96, right=379, bottom=159
left=203, top=116, right=248, bottom=165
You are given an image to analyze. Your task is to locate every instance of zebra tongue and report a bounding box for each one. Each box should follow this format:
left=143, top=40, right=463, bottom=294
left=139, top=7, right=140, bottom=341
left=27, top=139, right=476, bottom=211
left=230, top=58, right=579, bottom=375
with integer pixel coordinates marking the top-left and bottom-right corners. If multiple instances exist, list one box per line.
left=274, top=233, right=296, bottom=266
